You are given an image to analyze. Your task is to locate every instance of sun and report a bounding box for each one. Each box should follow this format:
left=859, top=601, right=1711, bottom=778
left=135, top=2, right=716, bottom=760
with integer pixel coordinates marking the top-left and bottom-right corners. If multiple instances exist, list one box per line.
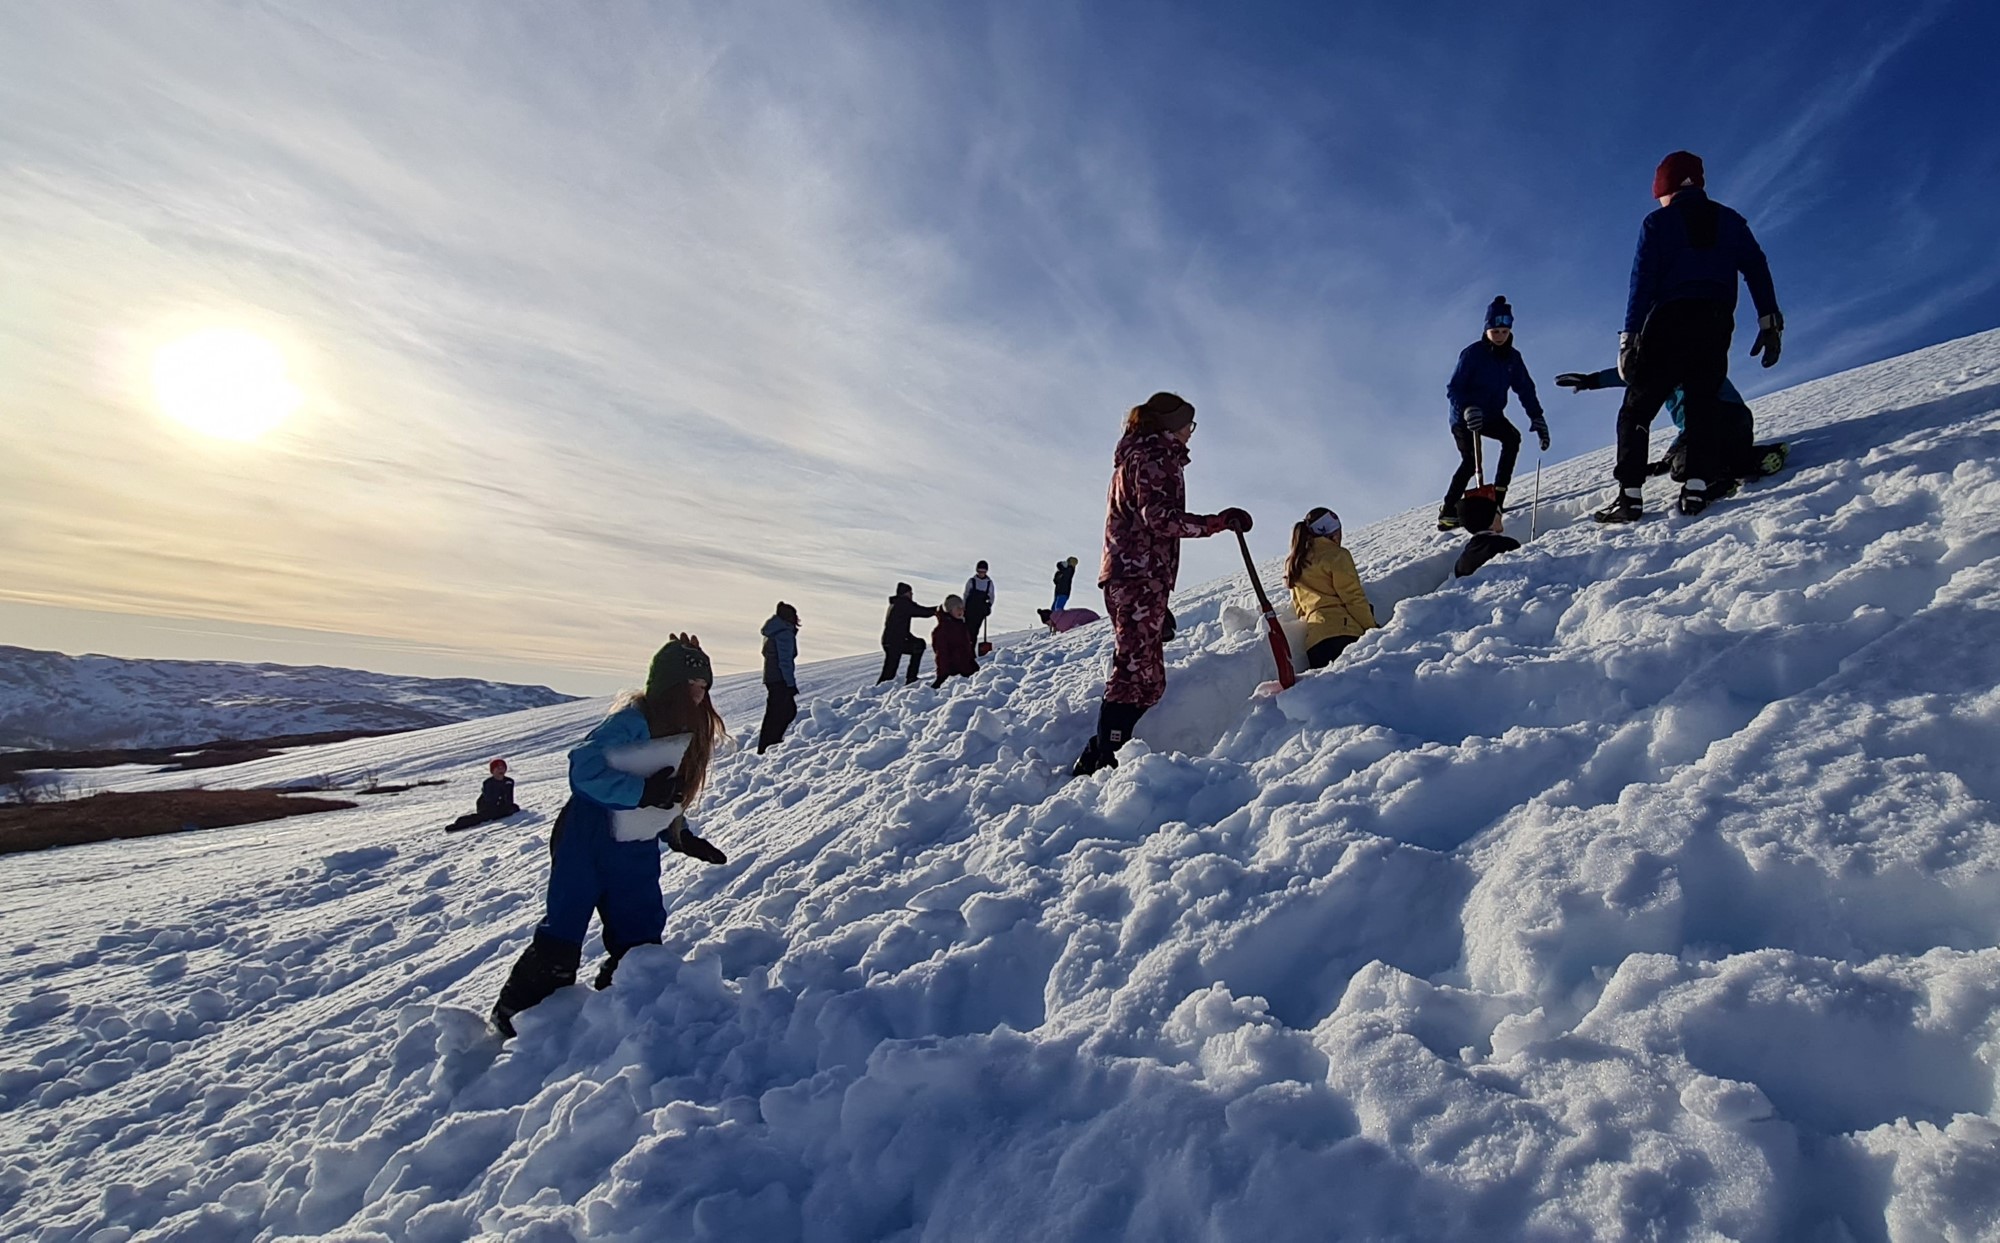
left=151, top=328, right=304, bottom=442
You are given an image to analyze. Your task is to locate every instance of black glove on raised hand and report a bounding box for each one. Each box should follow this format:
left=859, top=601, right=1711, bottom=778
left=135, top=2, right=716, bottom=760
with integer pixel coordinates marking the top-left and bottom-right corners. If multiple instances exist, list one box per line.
left=1554, top=372, right=1602, bottom=392
left=640, top=767, right=683, bottom=809
left=661, top=815, right=727, bottom=865
left=1617, top=333, right=1638, bottom=383
left=1751, top=311, right=1783, bottom=368
left=1461, top=406, right=1484, bottom=433
left=1530, top=418, right=1551, bottom=452
left=1219, top=507, right=1253, bottom=534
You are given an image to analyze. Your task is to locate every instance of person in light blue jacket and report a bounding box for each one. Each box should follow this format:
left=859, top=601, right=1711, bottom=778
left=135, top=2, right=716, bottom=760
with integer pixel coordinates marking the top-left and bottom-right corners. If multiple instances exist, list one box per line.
left=490, top=635, right=729, bottom=1038
left=758, top=602, right=800, bottom=754
left=1439, top=296, right=1548, bottom=529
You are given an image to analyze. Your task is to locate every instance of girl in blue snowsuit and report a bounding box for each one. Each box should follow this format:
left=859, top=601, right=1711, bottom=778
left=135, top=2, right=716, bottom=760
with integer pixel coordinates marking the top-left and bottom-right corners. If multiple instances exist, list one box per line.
left=490, top=635, right=729, bottom=1038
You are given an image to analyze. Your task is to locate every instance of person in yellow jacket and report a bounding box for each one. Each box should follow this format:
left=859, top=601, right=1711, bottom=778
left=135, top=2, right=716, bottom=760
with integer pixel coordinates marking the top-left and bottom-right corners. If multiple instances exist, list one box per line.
left=1284, top=507, right=1378, bottom=669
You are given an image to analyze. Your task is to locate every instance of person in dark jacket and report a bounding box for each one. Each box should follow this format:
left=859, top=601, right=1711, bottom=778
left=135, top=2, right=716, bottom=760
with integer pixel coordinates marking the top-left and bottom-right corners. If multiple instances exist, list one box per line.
left=490, top=635, right=728, bottom=1039
left=446, top=758, right=520, bottom=831
left=1052, top=557, right=1078, bottom=610
left=878, top=582, right=935, bottom=684
left=1452, top=493, right=1522, bottom=580
left=1441, top=297, right=1548, bottom=529
left=757, top=602, right=800, bottom=754
left=1073, top=391, right=1250, bottom=776
left=1555, top=367, right=1788, bottom=487
left=1595, top=151, right=1783, bottom=523
left=962, top=562, right=996, bottom=647
left=930, top=595, right=979, bottom=688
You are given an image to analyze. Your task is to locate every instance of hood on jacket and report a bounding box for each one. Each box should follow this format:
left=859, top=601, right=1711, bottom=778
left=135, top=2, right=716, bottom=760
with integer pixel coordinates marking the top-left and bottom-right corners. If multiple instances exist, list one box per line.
left=762, top=614, right=796, bottom=638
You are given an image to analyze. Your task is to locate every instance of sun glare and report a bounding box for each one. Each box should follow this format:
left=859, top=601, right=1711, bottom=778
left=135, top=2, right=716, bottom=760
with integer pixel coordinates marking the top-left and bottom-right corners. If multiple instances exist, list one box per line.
left=151, top=328, right=303, bottom=442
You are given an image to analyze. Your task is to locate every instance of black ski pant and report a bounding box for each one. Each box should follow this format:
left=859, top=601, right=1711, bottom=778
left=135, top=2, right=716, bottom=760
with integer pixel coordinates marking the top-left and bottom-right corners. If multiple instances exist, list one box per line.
left=758, top=684, right=798, bottom=753
left=878, top=636, right=925, bottom=684
left=1306, top=635, right=1358, bottom=670
left=1443, top=416, right=1521, bottom=509
left=1616, top=300, right=1744, bottom=490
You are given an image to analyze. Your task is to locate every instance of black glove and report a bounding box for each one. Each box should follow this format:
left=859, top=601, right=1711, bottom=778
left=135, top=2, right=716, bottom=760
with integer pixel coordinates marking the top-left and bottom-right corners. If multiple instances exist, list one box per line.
left=1160, top=608, right=1178, bottom=644
left=1617, top=333, right=1638, bottom=383
left=1461, top=406, right=1484, bottom=433
left=639, top=767, right=682, bottom=809
left=1530, top=419, right=1550, bottom=452
left=1554, top=372, right=1602, bottom=392
left=1219, top=507, right=1253, bottom=534
left=1751, top=311, right=1783, bottom=368
left=661, top=815, right=727, bottom=865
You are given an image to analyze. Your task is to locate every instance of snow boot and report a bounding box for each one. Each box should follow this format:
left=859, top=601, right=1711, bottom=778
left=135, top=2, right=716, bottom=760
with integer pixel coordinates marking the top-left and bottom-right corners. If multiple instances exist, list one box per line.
left=1072, top=701, right=1146, bottom=777
left=491, top=933, right=581, bottom=1038
left=1070, top=734, right=1118, bottom=777
left=1593, top=491, right=1644, bottom=524
left=1753, top=443, right=1789, bottom=478
left=1436, top=503, right=1461, bottom=532
left=1678, top=478, right=1737, bottom=516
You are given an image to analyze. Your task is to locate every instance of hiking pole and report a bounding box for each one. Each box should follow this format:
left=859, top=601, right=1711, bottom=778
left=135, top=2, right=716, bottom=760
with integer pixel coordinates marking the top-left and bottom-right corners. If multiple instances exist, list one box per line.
left=1531, top=453, right=1542, bottom=539
left=1234, top=529, right=1297, bottom=689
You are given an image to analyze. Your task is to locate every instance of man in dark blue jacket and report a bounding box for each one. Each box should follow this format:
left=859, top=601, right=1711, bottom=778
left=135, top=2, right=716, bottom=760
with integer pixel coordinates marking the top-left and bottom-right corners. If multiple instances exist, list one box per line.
left=1440, top=296, right=1548, bottom=530
left=1595, top=151, right=1783, bottom=523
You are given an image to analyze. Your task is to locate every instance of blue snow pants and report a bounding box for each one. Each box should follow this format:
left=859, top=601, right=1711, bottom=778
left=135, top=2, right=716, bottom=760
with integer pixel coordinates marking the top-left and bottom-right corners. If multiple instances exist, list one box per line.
left=538, top=797, right=666, bottom=958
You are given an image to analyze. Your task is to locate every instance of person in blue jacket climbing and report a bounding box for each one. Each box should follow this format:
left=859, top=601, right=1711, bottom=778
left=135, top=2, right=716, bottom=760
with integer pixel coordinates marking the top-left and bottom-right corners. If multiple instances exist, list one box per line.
left=490, top=634, right=729, bottom=1039
left=1440, top=296, right=1548, bottom=530
left=1594, top=150, right=1783, bottom=523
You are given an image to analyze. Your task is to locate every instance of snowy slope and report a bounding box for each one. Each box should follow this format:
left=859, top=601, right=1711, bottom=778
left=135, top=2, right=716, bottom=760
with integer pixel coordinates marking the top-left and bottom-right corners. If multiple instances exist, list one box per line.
left=3, top=330, right=1999, bottom=1241
left=0, top=646, right=577, bottom=750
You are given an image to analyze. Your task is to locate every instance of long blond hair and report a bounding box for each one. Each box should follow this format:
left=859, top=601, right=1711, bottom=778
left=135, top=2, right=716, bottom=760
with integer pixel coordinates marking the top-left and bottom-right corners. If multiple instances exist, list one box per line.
left=617, top=689, right=726, bottom=806
left=1284, top=506, right=1337, bottom=589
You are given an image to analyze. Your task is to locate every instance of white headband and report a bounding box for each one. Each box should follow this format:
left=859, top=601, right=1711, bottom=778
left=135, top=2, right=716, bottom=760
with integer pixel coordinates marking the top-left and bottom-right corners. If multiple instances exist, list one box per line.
left=1309, top=511, right=1342, bottom=537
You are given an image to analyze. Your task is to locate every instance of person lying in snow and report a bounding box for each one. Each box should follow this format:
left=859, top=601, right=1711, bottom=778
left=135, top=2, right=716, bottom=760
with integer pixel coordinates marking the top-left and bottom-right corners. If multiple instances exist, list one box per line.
left=930, top=595, right=980, bottom=688
left=1452, top=492, right=1522, bottom=579
left=1038, top=606, right=1102, bottom=633
left=1284, top=507, right=1379, bottom=669
left=445, top=758, right=519, bottom=831
left=1554, top=367, right=1788, bottom=485
left=490, top=635, right=729, bottom=1039
left=1073, top=391, right=1250, bottom=776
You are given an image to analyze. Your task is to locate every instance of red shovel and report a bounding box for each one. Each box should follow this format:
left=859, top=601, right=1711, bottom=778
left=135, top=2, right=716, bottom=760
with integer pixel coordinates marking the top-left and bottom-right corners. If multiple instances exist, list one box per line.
left=977, top=618, right=993, bottom=658
left=1235, top=529, right=1297, bottom=690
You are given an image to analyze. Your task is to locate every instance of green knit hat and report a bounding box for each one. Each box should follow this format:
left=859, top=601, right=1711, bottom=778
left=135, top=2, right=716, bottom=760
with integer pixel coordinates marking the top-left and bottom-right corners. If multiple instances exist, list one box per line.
left=646, top=638, right=713, bottom=697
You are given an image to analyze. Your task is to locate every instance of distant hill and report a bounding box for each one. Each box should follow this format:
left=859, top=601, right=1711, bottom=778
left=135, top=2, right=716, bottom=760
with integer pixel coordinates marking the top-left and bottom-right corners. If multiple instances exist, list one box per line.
left=0, top=645, right=578, bottom=750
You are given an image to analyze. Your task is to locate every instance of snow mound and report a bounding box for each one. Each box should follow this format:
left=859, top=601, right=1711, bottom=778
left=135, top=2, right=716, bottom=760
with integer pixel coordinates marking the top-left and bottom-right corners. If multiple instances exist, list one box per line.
left=4, top=330, right=2000, bottom=1240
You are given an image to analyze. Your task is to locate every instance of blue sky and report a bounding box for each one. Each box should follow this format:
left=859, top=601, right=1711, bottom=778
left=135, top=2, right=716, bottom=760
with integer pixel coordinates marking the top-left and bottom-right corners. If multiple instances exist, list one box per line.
left=2, top=0, right=1995, bottom=696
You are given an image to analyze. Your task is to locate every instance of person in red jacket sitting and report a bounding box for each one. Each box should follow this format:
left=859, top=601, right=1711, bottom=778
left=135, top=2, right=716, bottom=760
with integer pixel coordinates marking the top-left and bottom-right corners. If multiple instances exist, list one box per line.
left=930, top=595, right=980, bottom=688
left=1073, top=391, right=1250, bottom=776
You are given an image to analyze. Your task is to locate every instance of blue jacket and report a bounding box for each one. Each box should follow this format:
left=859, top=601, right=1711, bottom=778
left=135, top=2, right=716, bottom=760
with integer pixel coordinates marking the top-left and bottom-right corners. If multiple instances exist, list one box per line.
left=567, top=705, right=653, bottom=810
left=1582, top=368, right=1746, bottom=431
left=761, top=614, right=798, bottom=688
left=1624, top=189, right=1778, bottom=336
left=1446, top=339, right=1543, bottom=428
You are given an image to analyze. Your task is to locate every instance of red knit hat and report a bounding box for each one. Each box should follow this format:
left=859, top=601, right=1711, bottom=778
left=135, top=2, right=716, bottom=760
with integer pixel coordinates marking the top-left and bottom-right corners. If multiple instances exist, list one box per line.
left=1653, top=151, right=1704, bottom=199
left=489, top=758, right=508, bottom=775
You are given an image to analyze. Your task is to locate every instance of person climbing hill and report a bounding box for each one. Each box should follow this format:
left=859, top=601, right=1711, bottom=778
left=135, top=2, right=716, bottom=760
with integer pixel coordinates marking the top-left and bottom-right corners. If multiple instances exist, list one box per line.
left=1073, top=391, right=1250, bottom=776
left=1440, top=296, right=1548, bottom=530
left=757, top=602, right=800, bottom=754
left=489, top=634, right=728, bottom=1039
left=931, top=595, right=980, bottom=688
left=1284, top=508, right=1379, bottom=669
left=1052, top=557, right=1078, bottom=610
left=878, top=583, right=936, bottom=685
left=1595, top=150, right=1783, bottom=523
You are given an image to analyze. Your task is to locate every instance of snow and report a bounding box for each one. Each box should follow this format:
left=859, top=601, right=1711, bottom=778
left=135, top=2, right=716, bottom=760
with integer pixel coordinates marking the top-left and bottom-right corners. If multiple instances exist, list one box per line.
left=0, top=648, right=577, bottom=751
left=4, top=329, right=2000, bottom=1240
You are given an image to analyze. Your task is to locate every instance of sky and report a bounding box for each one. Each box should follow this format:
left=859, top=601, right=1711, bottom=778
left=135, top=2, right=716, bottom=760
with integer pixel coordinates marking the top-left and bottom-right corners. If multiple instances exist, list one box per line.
left=2, top=0, right=1997, bottom=697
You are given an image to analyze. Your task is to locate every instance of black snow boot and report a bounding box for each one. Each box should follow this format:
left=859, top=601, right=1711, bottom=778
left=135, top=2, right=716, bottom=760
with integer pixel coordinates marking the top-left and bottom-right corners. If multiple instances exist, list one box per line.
left=1436, top=503, right=1461, bottom=532
left=1593, top=491, right=1644, bottom=524
left=490, top=933, right=581, bottom=1038
left=1072, top=701, right=1147, bottom=777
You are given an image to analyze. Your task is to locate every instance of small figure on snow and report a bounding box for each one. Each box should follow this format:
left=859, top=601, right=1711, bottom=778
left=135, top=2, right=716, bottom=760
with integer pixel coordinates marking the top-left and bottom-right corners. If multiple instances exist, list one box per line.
left=877, top=582, right=936, bottom=685
left=963, top=562, right=996, bottom=648
left=1073, top=391, right=1250, bottom=776
left=930, top=595, right=980, bottom=688
left=1440, top=297, right=1548, bottom=530
left=1052, top=557, right=1079, bottom=611
left=758, top=602, right=800, bottom=754
left=1594, top=151, right=1784, bottom=523
left=1452, top=492, right=1522, bottom=580
left=446, top=758, right=520, bottom=832
left=490, top=635, right=729, bottom=1039
left=1554, top=367, right=1787, bottom=488
left=1284, top=508, right=1379, bottom=669
left=1038, top=606, right=1102, bottom=633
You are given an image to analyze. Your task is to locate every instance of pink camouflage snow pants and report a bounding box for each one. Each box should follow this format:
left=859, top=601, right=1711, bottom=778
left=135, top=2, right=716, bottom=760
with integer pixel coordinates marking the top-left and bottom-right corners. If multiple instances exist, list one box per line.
left=1103, top=578, right=1172, bottom=708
